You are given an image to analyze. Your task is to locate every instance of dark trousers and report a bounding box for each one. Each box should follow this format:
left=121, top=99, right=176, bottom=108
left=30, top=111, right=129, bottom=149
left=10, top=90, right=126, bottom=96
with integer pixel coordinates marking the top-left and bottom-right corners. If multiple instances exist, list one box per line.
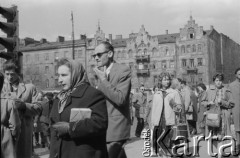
left=34, top=132, right=46, bottom=145
left=236, top=131, right=240, bottom=155
left=135, top=118, right=144, bottom=137
left=107, top=140, right=127, bottom=158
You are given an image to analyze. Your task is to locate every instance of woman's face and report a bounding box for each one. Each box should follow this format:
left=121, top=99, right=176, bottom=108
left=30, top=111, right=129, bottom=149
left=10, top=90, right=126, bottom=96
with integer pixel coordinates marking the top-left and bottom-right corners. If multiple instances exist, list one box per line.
left=161, top=76, right=171, bottom=89
left=214, top=78, right=223, bottom=89
left=58, top=65, right=71, bottom=91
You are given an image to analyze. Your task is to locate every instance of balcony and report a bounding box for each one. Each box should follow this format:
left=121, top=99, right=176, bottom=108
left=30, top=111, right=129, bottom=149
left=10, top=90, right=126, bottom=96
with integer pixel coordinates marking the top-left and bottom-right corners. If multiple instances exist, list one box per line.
left=136, top=69, right=150, bottom=76
left=184, top=66, right=198, bottom=74
left=135, top=55, right=150, bottom=62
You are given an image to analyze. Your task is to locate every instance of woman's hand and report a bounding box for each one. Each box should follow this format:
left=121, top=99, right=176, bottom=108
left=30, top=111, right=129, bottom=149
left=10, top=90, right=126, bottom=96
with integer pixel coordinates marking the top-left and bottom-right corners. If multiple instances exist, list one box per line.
left=52, top=122, right=70, bottom=137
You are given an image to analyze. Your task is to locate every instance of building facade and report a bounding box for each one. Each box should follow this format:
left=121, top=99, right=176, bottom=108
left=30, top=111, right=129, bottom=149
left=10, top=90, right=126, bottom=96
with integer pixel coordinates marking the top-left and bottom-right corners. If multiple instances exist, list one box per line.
left=1, top=16, right=239, bottom=91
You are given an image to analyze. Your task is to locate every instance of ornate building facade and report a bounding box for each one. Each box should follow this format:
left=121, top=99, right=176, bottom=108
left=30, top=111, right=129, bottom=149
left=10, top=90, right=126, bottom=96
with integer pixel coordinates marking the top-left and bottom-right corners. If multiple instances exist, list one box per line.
left=1, top=16, right=239, bottom=91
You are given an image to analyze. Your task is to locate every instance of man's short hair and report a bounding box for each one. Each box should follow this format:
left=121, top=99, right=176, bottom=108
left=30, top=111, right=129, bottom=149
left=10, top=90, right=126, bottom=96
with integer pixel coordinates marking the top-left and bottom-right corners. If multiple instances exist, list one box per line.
left=235, top=67, right=240, bottom=74
left=99, top=41, right=114, bottom=53
left=213, top=73, right=224, bottom=81
left=3, top=59, right=18, bottom=72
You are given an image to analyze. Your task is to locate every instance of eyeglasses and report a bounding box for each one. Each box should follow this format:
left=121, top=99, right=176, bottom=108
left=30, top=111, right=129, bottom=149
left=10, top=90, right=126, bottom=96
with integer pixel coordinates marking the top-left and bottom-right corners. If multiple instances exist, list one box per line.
left=92, top=50, right=109, bottom=58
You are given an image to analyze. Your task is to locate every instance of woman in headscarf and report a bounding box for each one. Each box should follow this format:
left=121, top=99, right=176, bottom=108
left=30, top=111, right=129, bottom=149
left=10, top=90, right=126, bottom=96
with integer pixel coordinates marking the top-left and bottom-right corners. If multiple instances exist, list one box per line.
left=49, top=58, right=108, bottom=158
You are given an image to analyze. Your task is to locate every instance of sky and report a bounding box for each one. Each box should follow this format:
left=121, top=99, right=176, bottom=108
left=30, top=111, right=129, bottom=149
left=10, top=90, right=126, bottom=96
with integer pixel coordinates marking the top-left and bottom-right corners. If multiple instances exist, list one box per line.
left=1, top=0, right=240, bottom=44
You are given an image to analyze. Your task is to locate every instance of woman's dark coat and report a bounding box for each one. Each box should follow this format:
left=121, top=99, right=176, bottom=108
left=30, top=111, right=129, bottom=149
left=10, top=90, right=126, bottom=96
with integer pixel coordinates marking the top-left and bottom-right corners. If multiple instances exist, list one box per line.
left=49, top=83, right=108, bottom=158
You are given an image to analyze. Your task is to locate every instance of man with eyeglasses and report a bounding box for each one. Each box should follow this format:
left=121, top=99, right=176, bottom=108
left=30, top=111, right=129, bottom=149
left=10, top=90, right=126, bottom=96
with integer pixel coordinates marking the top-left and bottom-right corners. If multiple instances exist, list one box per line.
left=132, top=85, right=147, bottom=137
left=92, top=41, right=132, bottom=158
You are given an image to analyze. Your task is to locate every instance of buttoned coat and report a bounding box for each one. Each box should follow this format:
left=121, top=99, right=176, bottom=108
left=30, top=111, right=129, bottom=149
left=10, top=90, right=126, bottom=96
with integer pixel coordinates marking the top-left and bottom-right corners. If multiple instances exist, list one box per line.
left=2, top=81, right=42, bottom=158
left=97, top=62, right=131, bottom=142
left=201, top=85, right=234, bottom=135
left=1, top=97, right=21, bottom=158
left=229, top=80, right=240, bottom=131
left=49, top=83, right=108, bottom=158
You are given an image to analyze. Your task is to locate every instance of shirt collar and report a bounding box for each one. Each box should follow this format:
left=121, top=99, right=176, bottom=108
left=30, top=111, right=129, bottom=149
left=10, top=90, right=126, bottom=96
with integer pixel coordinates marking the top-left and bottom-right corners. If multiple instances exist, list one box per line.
left=106, top=63, right=113, bottom=76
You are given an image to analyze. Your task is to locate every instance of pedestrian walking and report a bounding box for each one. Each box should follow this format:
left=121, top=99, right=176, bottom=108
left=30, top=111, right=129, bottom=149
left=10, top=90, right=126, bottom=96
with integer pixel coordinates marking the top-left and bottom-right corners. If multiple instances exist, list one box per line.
left=132, top=85, right=147, bottom=137
left=49, top=58, right=108, bottom=158
left=93, top=41, right=131, bottom=158
left=228, top=68, right=240, bottom=157
left=2, top=60, right=42, bottom=158
left=201, top=73, right=234, bottom=158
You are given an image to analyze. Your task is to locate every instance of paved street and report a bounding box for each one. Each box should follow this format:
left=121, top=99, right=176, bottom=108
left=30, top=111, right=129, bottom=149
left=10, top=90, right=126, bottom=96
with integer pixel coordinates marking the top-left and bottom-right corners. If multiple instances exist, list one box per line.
left=33, top=118, right=239, bottom=158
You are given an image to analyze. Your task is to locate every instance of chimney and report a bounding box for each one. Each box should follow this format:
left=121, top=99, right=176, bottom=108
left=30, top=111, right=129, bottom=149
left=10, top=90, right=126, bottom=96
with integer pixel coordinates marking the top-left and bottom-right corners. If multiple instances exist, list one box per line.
left=210, top=25, right=214, bottom=30
left=23, top=37, right=35, bottom=46
left=80, top=34, right=86, bottom=40
left=166, top=30, right=168, bottom=34
left=57, top=36, right=65, bottom=42
left=109, top=34, right=112, bottom=43
left=116, top=35, right=122, bottom=39
left=40, top=38, right=47, bottom=43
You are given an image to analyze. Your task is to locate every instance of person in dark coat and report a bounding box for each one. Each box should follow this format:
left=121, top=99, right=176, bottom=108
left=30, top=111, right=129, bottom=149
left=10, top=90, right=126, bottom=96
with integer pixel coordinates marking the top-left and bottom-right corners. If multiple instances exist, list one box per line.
left=49, top=58, right=108, bottom=158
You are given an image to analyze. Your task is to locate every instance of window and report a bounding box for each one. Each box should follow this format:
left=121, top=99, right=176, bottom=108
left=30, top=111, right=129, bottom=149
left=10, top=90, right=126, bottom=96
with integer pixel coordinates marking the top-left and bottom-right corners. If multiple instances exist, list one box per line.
left=45, top=66, right=49, bottom=74
left=129, top=62, right=134, bottom=70
left=154, top=75, right=158, bottom=85
left=190, top=59, right=194, bottom=67
left=190, top=76, right=195, bottom=83
left=162, top=60, right=167, bottom=69
left=197, top=44, right=202, bottom=52
left=165, top=48, right=169, bottom=56
left=45, top=53, right=49, bottom=60
left=152, top=47, right=157, bottom=56
left=182, top=59, right=187, bottom=67
left=152, top=61, right=156, bottom=69
left=181, top=45, right=185, bottom=53
left=55, top=79, right=58, bottom=87
left=54, top=52, right=59, bottom=60
left=192, top=45, right=196, bottom=52
left=138, top=63, right=144, bottom=69
left=46, top=79, right=49, bottom=88
left=186, top=45, right=191, bottom=53
left=144, top=49, right=147, bottom=55
left=170, top=60, right=174, bottom=68
left=197, top=58, right=203, bottom=66
left=190, top=33, right=194, bottom=39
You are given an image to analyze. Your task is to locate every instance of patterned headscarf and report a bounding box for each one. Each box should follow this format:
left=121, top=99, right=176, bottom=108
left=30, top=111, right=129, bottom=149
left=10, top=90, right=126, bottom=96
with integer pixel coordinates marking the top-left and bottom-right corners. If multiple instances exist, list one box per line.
left=57, top=60, right=89, bottom=113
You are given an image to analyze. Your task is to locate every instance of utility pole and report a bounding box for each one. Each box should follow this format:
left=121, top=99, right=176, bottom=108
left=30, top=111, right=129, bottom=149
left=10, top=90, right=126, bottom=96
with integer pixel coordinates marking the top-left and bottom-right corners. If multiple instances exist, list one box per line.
left=71, top=11, right=75, bottom=60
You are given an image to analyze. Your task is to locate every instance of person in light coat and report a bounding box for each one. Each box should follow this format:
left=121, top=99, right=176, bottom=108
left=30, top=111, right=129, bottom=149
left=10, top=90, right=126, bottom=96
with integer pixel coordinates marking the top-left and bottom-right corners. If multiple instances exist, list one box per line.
left=151, top=72, right=182, bottom=157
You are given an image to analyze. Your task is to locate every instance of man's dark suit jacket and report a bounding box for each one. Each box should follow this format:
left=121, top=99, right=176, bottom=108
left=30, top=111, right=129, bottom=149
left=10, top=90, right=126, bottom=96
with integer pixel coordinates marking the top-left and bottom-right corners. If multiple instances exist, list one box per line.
left=97, top=62, right=132, bottom=142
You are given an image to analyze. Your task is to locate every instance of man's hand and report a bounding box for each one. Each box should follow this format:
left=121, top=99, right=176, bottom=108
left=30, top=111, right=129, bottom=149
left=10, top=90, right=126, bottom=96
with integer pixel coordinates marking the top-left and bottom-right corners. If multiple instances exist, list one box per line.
left=14, top=99, right=26, bottom=111
left=52, top=122, right=70, bottom=137
left=93, top=66, right=107, bottom=81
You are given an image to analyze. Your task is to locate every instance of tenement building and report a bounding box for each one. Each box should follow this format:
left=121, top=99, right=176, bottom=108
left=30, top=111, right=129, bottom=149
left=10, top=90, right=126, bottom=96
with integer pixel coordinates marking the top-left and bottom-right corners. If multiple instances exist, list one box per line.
left=1, top=16, right=239, bottom=91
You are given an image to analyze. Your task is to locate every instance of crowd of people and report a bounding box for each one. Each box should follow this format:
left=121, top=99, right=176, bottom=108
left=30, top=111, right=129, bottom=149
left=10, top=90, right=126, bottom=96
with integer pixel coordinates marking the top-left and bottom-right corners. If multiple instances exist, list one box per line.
left=1, top=41, right=239, bottom=158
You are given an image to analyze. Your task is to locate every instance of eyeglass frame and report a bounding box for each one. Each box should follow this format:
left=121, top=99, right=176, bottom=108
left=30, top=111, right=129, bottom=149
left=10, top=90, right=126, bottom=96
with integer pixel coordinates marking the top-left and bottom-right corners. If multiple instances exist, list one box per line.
left=92, top=50, right=109, bottom=58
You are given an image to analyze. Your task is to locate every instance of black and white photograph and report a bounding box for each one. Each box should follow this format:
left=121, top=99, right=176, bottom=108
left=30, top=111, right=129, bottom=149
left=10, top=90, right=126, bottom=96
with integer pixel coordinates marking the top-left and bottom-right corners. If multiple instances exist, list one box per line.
left=1, top=0, right=240, bottom=158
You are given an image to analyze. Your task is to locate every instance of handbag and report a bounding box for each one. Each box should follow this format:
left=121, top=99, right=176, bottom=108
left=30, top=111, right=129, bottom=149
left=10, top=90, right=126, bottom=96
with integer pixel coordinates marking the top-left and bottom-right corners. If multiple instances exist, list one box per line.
left=206, top=104, right=221, bottom=128
left=172, top=110, right=189, bottom=140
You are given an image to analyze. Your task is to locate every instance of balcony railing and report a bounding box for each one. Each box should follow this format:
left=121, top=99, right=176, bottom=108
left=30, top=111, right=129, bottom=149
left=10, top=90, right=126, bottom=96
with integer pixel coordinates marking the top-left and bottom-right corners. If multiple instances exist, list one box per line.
left=135, top=55, right=150, bottom=62
left=184, top=66, right=198, bottom=74
left=136, top=69, right=150, bottom=76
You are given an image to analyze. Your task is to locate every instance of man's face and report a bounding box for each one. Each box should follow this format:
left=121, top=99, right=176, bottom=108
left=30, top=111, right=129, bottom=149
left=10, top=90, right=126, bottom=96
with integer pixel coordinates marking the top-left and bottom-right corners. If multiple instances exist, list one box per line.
left=236, top=70, right=240, bottom=81
left=94, top=44, right=112, bottom=67
left=4, top=69, right=18, bottom=84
